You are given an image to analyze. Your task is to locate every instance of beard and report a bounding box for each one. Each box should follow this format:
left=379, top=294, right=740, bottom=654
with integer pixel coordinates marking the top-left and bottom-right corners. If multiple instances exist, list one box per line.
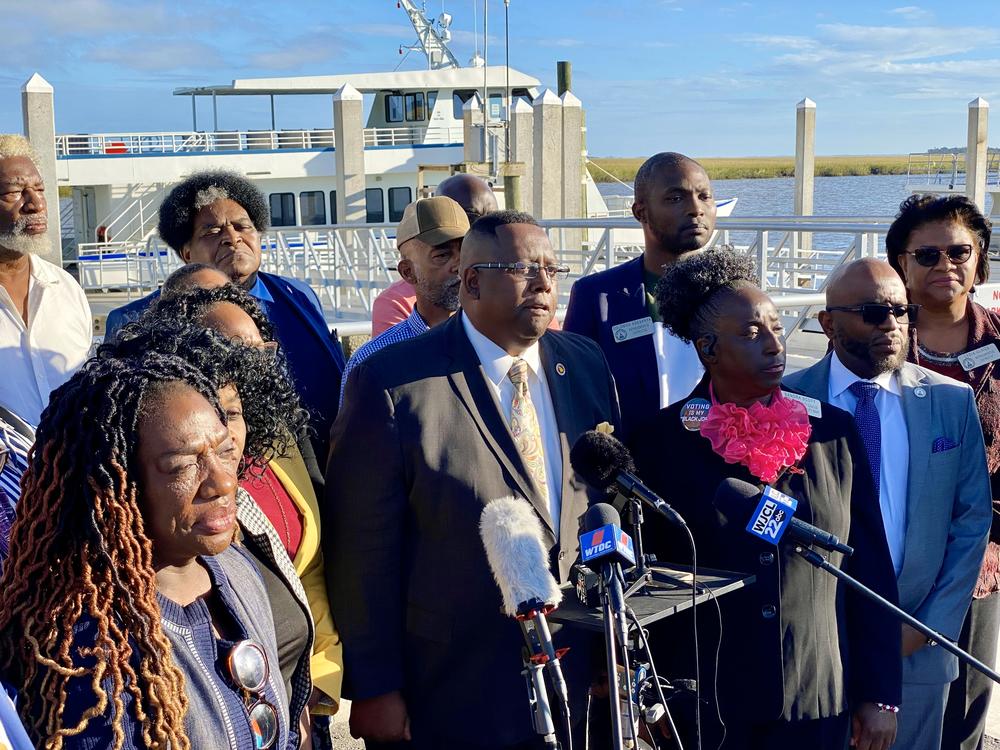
left=417, top=277, right=461, bottom=312
left=839, top=334, right=906, bottom=375
left=0, top=215, right=50, bottom=256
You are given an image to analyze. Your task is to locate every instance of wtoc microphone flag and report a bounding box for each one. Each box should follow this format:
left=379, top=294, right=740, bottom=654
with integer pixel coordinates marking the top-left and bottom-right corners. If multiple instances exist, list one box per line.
left=746, top=486, right=798, bottom=545
left=579, top=520, right=636, bottom=568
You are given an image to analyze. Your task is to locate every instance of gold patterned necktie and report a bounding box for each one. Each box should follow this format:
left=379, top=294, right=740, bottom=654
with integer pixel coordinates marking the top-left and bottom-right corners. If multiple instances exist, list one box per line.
left=507, top=358, right=549, bottom=502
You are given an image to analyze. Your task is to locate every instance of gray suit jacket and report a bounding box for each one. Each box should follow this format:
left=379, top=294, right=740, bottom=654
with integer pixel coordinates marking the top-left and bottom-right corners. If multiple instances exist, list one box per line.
left=325, top=313, right=620, bottom=744
left=784, top=355, right=992, bottom=684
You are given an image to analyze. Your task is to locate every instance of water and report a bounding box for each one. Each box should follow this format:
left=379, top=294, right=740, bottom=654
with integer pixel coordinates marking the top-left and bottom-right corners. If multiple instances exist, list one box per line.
left=597, top=173, right=993, bottom=219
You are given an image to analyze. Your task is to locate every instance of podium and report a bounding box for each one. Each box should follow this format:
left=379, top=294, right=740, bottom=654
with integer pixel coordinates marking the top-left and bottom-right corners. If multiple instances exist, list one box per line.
left=548, top=564, right=754, bottom=631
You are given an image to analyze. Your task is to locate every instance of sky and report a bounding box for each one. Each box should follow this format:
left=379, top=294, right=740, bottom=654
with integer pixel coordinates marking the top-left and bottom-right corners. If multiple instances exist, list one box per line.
left=1, top=0, right=998, bottom=157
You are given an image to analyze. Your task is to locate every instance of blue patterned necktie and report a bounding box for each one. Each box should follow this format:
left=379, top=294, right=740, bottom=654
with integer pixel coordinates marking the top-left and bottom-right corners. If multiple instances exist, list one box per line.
left=849, top=380, right=882, bottom=496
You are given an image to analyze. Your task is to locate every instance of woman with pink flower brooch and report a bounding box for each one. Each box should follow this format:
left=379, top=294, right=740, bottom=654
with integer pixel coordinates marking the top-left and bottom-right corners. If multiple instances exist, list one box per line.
left=628, top=249, right=901, bottom=750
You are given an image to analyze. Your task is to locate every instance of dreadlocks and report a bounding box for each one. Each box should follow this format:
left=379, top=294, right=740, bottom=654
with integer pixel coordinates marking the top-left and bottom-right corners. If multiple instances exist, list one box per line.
left=0, top=353, right=224, bottom=750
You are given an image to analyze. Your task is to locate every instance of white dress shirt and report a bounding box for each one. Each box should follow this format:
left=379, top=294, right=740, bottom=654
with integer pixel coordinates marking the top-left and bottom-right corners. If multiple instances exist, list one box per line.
left=0, top=255, right=92, bottom=426
left=652, top=322, right=705, bottom=408
left=828, top=352, right=909, bottom=575
left=462, top=314, right=563, bottom=535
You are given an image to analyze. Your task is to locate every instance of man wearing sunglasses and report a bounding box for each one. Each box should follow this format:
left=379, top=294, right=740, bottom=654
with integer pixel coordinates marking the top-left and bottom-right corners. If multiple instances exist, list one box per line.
left=784, top=258, right=991, bottom=750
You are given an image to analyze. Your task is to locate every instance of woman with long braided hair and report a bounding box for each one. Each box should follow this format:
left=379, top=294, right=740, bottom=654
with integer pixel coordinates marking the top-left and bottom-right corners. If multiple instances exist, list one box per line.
left=0, top=353, right=291, bottom=750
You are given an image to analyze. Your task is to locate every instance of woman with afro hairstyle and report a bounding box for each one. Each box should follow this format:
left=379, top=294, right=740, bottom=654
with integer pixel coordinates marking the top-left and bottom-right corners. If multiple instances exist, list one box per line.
left=103, top=170, right=346, bottom=462
left=0, top=353, right=291, bottom=750
left=627, top=249, right=902, bottom=750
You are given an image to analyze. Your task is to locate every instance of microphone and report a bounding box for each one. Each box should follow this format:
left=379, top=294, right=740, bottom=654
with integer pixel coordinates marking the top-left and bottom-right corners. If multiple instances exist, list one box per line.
left=570, top=430, right=687, bottom=528
left=578, top=503, right=632, bottom=642
left=480, top=497, right=570, bottom=717
left=713, top=478, right=854, bottom=556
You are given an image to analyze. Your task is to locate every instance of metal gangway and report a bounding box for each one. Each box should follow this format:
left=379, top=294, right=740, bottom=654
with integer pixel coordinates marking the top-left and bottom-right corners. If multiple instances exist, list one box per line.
left=74, top=216, right=896, bottom=339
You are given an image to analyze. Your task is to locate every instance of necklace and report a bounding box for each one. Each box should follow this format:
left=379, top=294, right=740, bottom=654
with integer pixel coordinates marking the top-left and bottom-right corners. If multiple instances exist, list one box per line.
left=916, top=342, right=961, bottom=365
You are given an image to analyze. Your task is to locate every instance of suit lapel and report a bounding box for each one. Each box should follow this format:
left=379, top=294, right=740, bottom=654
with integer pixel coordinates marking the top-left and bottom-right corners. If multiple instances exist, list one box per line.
left=539, top=335, right=588, bottom=562
left=604, top=259, right=660, bottom=396
left=445, top=317, right=556, bottom=538
left=897, top=364, right=932, bottom=590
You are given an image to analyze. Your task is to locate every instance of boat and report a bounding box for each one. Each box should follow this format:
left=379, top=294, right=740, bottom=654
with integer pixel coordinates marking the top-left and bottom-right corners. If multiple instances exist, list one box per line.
left=50, top=1, right=736, bottom=296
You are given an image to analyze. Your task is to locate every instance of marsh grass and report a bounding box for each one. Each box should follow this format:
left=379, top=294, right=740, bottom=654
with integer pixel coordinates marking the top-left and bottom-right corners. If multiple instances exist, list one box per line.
left=588, top=155, right=913, bottom=182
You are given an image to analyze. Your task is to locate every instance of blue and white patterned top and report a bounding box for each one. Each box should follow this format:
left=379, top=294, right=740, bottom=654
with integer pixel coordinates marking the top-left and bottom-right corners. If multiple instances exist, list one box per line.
left=339, top=309, right=430, bottom=408
left=0, top=415, right=33, bottom=569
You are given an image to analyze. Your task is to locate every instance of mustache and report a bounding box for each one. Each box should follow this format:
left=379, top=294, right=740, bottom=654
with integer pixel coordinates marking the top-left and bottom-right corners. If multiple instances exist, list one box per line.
left=13, top=215, right=47, bottom=233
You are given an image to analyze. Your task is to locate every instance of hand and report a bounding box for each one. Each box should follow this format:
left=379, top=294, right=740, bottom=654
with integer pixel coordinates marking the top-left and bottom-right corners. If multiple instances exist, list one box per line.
left=850, top=702, right=897, bottom=750
left=901, top=624, right=927, bottom=657
left=349, top=691, right=411, bottom=742
left=298, top=708, right=313, bottom=750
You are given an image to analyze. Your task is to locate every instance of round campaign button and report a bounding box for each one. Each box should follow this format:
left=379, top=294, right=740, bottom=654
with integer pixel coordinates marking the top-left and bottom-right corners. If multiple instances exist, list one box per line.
left=680, top=398, right=711, bottom=431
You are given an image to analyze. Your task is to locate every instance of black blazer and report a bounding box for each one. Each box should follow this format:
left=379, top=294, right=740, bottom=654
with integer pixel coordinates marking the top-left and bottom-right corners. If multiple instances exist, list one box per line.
left=628, top=378, right=901, bottom=725
left=325, top=314, right=620, bottom=745
left=564, top=256, right=662, bottom=438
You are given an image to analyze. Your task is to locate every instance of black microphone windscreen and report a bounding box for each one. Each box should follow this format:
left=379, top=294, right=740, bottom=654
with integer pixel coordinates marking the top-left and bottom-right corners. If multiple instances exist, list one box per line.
left=712, top=477, right=762, bottom=520
left=570, top=430, right=635, bottom=496
left=583, top=502, right=621, bottom=533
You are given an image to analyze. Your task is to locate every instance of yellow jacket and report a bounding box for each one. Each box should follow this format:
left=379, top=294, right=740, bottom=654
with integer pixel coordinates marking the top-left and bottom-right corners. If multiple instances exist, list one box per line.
left=270, top=445, right=342, bottom=713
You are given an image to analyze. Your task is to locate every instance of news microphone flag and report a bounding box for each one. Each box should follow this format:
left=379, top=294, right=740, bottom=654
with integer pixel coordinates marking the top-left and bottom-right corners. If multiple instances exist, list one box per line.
left=746, top=486, right=798, bottom=546
left=579, top=524, right=636, bottom=568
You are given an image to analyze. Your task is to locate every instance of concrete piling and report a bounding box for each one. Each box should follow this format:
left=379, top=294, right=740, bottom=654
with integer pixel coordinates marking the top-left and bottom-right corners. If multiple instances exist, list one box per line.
left=332, top=84, right=366, bottom=225
left=794, top=97, right=816, bottom=253
left=21, top=73, right=62, bottom=266
left=532, top=89, right=562, bottom=220
left=966, top=97, right=989, bottom=212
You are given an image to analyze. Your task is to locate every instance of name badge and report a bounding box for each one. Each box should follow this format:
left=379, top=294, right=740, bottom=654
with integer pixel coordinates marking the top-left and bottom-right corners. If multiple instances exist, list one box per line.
left=612, top=317, right=655, bottom=343
left=959, top=343, right=1000, bottom=372
left=782, top=391, right=822, bottom=418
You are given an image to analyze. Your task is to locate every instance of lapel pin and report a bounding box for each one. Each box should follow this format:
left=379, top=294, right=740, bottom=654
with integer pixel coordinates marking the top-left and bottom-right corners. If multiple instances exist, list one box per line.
left=555, top=362, right=567, bottom=376
left=914, top=387, right=927, bottom=398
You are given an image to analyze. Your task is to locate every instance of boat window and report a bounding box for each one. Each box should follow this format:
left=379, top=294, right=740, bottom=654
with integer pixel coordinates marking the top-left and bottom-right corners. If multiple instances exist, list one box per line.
left=388, top=187, right=412, bottom=223
left=366, top=188, right=385, bottom=223
left=488, top=93, right=504, bottom=121
left=405, top=92, right=426, bottom=122
left=427, top=91, right=438, bottom=116
left=385, top=94, right=404, bottom=123
left=299, top=191, right=326, bottom=225
left=453, top=89, right=477, bottom=119
left=269, top=193, right=296, bottom=227
left=329, top=191, right=338, bottom=224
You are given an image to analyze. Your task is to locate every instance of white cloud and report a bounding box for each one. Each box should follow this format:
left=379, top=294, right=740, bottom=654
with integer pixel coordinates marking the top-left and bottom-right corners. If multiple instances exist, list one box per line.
left=888, top=6, right=932, bottom=21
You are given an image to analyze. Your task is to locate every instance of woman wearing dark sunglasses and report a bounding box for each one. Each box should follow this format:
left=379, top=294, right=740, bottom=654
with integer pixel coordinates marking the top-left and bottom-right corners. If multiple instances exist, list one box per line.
left=886, top=193, right=998, bottom=750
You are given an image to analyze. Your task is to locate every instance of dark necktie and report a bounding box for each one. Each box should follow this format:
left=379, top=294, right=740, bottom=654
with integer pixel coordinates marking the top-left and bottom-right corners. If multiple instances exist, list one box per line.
left=849, top=380, right=882, bottom=496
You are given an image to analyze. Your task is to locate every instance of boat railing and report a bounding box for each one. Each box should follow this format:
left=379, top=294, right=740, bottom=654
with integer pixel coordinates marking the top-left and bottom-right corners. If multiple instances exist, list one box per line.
left=72, top=216, right=893, bottom=330
left=56, top=126, right=466, bottom=157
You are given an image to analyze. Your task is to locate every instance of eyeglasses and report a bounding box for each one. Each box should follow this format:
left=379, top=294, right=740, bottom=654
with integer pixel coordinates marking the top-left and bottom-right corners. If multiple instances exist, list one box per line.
left=904, top=244, right=974, bottom=267
left=470, top=262, right=570, bottom=280
left=225, top=640, right=279, bottom=749
left=826, top=303, right=919, bottom=326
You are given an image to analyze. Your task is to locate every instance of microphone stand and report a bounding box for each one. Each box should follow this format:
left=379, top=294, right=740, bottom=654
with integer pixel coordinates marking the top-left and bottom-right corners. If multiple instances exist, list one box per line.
left=792, top=543, right=1000, bottom=685
left=620, top=495, right=650, bottom=581
left=522, top=657, right=560, bottom=749
left=599, top=565, right=627, bottom=750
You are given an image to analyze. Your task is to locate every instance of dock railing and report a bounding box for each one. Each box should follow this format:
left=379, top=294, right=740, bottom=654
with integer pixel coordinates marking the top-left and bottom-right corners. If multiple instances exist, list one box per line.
left=73, top=216, right=894, bottom=333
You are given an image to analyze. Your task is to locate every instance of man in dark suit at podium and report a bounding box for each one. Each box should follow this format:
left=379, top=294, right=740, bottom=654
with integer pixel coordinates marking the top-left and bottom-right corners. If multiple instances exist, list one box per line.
left=564, top=152, right=716, bottom=435
left=326, top=211, right=619, bottom=749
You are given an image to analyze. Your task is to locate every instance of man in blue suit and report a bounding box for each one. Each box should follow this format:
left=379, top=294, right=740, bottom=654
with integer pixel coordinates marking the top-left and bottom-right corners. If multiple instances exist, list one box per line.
left=105, top=172, right=346, bottom=451
left=564, top=152, right=717, bottom=436
left=784, top=258, right=991, bottom=750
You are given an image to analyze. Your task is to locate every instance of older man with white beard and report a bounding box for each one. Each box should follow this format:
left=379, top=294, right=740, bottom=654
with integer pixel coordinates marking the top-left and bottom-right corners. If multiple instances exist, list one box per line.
left=0, top=135, right=91, bottom=426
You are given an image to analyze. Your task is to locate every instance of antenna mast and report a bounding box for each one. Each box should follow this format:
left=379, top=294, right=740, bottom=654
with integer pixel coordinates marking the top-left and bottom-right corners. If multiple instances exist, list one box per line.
left=397, top=0, right=462, bottom=70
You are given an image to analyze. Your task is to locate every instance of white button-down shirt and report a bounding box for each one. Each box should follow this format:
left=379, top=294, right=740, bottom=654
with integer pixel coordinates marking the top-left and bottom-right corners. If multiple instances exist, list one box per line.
left=0, top=255, right=92, bottom=426
left=462, top=314, right=563, bottom=536
left=828, top=352, right=909, bottom=575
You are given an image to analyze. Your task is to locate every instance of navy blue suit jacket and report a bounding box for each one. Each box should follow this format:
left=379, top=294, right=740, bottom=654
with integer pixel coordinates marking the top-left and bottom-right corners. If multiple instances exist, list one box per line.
left=105, top=272, right=346, bottom=449
left=564, top=256, right=660, bottom=437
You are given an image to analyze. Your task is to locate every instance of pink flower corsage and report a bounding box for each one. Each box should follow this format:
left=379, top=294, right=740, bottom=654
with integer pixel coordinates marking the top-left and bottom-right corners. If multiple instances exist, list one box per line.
left=699, top=385, right=812, bottom=483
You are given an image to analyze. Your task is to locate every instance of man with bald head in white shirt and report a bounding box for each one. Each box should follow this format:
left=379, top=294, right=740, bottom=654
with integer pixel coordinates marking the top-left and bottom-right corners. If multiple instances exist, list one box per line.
left=0, top=135, right=92, bottom=426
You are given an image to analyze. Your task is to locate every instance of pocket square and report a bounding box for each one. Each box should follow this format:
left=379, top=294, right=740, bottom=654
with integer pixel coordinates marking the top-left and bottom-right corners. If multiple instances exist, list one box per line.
left=932, top=437, right=958, bottom=453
